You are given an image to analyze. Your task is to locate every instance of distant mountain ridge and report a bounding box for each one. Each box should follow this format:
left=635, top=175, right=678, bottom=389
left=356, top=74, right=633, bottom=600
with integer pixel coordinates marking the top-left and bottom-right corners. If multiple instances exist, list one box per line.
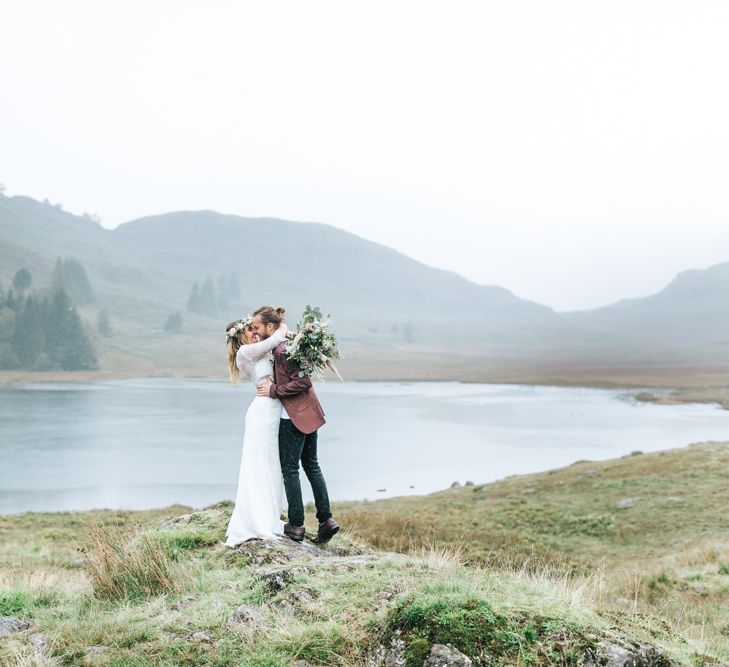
left=1, top=190, right=728, bottom=371
left=564, top=261, right=729, bottom=344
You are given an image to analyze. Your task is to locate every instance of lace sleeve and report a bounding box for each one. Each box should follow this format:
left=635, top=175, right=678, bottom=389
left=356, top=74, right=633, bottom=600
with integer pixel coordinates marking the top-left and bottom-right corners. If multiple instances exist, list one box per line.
left=236, top=328, right=286, bottom=369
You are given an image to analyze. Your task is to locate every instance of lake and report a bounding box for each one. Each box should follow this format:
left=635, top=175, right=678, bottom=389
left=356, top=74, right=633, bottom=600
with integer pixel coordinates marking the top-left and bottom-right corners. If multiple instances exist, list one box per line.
left=1, top=379, right=728, bottom=515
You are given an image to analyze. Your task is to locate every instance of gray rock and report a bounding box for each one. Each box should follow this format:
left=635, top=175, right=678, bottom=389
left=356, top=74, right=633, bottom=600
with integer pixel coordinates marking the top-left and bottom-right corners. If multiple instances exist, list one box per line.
left=368, top=629, right=406, bottom=667
left=598, top=642, right=634, bottom=666
left=227, top=604, right=264, bottom=626
left=450, top=481, right=461, bottom=489
left=291, top=589, right=314, bottom=605
left=0, top=615, right=34, bottom=636
left=583, top=640, right=680, bottom=667
left=164, top=513, right=192, bottom=526
left=464, top=481, right=474, bottom=486
left=271, top=598, right=297, bottom=616
left=257, top=568, right=295, bottom=594
left=29, top=631, right=51, bottom=658
left=189, top=630, right=212, bottom=642
left=616, top=498, right=636, bottom=509
left=424, top=643, right=473, bottom=666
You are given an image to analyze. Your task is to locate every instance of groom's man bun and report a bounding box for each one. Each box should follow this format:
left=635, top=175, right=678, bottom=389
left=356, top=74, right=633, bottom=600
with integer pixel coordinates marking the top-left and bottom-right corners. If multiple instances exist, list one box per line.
left=253, top=305, right=285, bottom=326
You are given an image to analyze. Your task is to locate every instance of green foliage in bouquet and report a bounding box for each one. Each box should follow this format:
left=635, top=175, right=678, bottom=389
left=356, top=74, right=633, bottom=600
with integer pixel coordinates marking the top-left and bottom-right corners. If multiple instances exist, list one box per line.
left=285, top=305, right=343, bottom=380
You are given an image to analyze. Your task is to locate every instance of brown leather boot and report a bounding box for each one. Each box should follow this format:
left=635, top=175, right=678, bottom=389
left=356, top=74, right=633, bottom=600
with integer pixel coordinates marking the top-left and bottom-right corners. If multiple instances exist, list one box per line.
left=283, top=522, right=305, bottom=542
left=311, top=517, right=339, bottom=544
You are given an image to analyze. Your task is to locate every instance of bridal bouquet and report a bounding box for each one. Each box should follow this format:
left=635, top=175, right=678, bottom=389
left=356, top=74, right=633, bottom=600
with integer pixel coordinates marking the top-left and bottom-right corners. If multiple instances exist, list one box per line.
left=285, top=305, right=343, bottom=380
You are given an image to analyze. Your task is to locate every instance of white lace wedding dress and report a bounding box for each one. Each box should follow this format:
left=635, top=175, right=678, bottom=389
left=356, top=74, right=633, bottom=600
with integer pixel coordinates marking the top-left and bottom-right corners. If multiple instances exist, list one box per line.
left=224, top=328, right=287, bottom=546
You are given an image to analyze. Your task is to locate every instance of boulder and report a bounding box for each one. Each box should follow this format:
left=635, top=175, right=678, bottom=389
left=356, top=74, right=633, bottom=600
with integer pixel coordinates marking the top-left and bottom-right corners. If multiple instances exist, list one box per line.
left=29, top=631, right=51, bottom=658
left=227, top=604, right=264, bottom=626
left=424, top=643, right=473, bottom=666
left=257, top=568, right=296, bottom=594
left=271, top=598, right=297, bottom=617
left=0, top=615, right=33, bottom=636
left=583, top=640, right=681, bottom=667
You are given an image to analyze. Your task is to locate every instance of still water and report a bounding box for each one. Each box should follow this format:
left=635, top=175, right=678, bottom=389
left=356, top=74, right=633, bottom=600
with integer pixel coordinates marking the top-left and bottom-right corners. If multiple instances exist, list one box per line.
left=1, top=379, right=728, bottom=515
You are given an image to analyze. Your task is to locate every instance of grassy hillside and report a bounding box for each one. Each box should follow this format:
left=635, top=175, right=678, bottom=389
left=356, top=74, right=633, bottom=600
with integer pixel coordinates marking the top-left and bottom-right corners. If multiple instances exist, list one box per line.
left=2, top=444, right=729, bottom=665
left=334, top=441, right=729, bottom=567
left=334, top=441, right=729, bottom=662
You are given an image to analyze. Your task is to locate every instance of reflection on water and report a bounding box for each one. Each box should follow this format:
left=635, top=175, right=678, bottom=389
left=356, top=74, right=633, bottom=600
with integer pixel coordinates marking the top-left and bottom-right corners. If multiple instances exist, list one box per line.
left=1, top=379, right=728, bottom=514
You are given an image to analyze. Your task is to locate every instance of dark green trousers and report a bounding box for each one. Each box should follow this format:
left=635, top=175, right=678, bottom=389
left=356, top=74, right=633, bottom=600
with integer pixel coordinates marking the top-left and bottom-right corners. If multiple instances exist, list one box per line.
left=278, top=418, right=332, bottom=527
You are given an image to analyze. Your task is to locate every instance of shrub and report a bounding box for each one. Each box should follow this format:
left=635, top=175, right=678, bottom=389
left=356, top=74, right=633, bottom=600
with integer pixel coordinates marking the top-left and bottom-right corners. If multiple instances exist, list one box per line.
left=83, top=524, right=182, bottom=602
left=0, top=588, right=28, bottom=616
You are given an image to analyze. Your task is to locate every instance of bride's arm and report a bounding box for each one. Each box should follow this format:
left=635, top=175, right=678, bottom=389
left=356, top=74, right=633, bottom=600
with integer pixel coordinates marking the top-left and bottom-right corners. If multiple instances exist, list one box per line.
left=236, top=324, right=288, bottom=365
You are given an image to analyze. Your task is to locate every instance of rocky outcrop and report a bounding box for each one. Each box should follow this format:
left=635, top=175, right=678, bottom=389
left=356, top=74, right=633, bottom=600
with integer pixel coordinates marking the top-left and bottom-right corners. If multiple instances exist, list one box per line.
left=583, top=640, right=681, bottom=667
left=424, top=644, right=473, bottom=666
left=0, top=615, right=34, bottom=636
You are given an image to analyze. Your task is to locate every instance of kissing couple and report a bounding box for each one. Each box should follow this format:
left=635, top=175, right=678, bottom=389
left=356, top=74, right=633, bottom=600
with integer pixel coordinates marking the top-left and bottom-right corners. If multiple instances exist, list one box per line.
left=222, top=305, right=339, bottom=546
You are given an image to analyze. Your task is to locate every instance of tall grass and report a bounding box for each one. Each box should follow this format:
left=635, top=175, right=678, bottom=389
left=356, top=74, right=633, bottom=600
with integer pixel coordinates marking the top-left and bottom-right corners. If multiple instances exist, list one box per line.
left=82, top=524, right=181, bottom=602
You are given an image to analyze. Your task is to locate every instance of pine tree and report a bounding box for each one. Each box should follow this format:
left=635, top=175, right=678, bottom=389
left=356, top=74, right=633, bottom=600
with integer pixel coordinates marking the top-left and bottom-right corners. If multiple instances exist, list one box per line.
left=63, top=258, right=95, bottom=304
left=47, top=288, right=98, bottom=370
left=199, top=276, right=217, bottom=316
left=97, top=309, right=113, bottom=337
left=51, top=258, right=65, bottom=293
left=0, top=291, right=18, bottom=369
left=12, top=268, right=32, bottom=292
left=51, top=257, right=94, bottom=304
left=9, top=295, right=46, bottom=369
left=5, top=289, right=17, bottom=312
left=164, top=312, right=183, bottom=333
left=63, top=309, right=99, bottom=370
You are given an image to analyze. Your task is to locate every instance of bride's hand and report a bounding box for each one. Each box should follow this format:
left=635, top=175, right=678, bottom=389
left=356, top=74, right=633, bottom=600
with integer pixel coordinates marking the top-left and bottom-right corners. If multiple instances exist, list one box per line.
left=279, top=322, right=288, bottom=337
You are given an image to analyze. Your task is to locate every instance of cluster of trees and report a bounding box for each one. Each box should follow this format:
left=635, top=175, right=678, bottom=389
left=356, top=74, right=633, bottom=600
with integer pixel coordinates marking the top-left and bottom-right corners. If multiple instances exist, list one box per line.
left=52, top=257, right=94, bottom=305
left=186, top=273, right=241, bottom=317
left=366, top=320, right=416, bottom=342
left=0, top=269, right=98, bottom=371
left=164, top=312, right=183, bottom=333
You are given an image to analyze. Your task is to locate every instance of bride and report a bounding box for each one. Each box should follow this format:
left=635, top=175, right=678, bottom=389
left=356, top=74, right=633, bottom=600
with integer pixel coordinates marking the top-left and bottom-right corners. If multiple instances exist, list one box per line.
left=223, top=308, right=289, bottom=546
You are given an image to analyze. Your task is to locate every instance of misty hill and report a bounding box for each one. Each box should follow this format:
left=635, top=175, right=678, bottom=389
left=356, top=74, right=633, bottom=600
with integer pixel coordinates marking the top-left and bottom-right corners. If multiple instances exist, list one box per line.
left=0, top=193, right=588, bottom=371
left=113, top=210, right=569, bottom=340
left=564, top=261, right=729, bottom=345
left=2, top=190, right=728, bottom=374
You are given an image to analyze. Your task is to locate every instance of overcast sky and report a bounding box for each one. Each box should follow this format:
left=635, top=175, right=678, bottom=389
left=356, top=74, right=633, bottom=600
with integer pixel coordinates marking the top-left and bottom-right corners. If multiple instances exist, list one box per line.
left=1, top=1, right=727, bottom=311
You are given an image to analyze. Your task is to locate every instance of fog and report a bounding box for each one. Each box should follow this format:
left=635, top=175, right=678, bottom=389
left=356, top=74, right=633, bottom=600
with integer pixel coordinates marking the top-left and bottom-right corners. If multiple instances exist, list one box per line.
left=1, top=1, right=727, bottom=310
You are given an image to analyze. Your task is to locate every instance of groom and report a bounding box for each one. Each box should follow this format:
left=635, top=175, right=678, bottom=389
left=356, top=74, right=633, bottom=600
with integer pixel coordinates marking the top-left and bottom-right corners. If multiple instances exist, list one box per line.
left=252, top=306, right=340, bottom=544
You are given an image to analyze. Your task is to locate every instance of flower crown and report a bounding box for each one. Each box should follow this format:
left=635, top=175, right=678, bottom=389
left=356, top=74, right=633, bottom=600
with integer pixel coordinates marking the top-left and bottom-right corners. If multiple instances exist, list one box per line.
left=226, top=315, right=253, bottom=340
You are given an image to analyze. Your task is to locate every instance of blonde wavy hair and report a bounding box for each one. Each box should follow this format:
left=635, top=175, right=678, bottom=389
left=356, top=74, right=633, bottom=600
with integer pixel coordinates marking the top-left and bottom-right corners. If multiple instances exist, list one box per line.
left=225, top=319, right=253, bottom=383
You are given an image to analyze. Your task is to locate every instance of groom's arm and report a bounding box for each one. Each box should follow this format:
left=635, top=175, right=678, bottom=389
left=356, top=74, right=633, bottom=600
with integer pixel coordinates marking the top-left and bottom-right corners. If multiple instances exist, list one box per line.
left=268, top=373, right=312, bottom=398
